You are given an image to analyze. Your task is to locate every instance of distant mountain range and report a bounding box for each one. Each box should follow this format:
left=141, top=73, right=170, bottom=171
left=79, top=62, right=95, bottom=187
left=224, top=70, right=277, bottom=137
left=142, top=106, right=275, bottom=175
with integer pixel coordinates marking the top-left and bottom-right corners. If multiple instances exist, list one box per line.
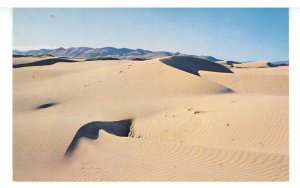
left=13, top=47, right=175, bottom=59
left=13, top=47, right=289, bottom=65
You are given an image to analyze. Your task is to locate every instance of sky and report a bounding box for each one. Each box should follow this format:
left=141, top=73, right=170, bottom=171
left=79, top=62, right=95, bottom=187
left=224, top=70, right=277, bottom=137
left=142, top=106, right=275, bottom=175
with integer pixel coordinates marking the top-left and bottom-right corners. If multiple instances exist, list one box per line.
left=13, top=8, right=288, bottom=61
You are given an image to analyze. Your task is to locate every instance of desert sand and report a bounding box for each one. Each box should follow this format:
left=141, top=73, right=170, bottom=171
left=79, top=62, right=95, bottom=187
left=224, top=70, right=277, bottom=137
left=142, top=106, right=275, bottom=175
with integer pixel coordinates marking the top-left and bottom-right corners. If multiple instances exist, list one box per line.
left=13, top=56, right=289, bottom=181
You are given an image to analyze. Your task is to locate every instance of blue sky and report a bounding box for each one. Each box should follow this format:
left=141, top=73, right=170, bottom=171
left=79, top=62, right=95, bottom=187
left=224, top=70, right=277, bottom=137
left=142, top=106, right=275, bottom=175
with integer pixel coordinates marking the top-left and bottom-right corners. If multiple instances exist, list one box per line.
left=13, top=8, right=288, bottom=61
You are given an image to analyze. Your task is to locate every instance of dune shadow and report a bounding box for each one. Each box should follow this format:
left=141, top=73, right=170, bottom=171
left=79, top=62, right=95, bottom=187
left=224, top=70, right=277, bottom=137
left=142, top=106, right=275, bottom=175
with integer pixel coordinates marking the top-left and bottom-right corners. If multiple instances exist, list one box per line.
left=13, top=58, right=78, bottom=68
left=85, top=57, right=120, bottom=61
left=35, top=102, right=57, bottom=109
left=160, top=56, right=233, bottom=76
left=266, top=62, right=288, bottom=68
left=226, top=60, right=241, bottom=65
left=65, top=119, right=133, bottom=157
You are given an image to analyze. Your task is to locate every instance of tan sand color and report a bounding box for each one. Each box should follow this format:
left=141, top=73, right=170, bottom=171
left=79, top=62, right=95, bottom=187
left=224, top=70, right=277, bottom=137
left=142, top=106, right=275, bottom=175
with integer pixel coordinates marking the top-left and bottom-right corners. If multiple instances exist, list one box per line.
left=13, top=56, right=289, bottom=181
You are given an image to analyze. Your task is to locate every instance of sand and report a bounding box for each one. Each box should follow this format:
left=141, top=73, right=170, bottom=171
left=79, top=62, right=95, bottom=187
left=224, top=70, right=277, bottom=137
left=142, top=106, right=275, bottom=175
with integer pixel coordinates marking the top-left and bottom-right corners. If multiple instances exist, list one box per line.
left=13, top=56, right=289, bottom=181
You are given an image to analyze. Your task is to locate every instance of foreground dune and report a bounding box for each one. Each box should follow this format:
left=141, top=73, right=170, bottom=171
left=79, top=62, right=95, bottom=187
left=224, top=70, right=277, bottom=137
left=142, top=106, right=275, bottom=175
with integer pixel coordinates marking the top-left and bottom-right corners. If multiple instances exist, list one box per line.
left=13, top=56, right=289, bottom=181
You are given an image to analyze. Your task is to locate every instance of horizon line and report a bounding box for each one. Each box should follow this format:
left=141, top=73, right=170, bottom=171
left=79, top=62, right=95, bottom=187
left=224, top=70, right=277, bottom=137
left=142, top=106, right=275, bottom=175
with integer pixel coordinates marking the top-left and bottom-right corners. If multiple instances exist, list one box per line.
left=12, top=46, right=289, bottom=62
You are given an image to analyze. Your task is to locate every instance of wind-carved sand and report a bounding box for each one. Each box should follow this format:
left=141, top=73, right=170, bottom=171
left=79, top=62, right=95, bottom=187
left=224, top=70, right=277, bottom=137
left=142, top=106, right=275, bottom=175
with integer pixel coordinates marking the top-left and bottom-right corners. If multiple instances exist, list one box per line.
left=65, top=119, right=133, bottom=157
left=13, top=55, right=289, bottom=181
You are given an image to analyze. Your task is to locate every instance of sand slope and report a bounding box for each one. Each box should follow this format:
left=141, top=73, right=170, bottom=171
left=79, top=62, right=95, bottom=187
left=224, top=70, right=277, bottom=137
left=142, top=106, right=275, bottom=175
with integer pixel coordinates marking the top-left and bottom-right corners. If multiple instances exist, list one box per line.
left=201, top=67, right=288, bottom=95
left=13, top=56, right=289, bottom=181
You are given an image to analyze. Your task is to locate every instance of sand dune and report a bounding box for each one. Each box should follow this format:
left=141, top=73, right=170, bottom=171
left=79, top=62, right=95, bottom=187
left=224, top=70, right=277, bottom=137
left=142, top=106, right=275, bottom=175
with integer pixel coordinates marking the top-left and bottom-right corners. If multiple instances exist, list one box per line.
left=201, top=65, right=288, bottom=95
left=233, top=61, right=270, bottom=68
left=13, top=56, right=289, bottom=181
left=65, top=119, right=133, bottom=157
left=59, top=131, right=288, bottom=181
left=216, top=60, right=241, bottom=69
left=130, top=95, right=288, bottom=155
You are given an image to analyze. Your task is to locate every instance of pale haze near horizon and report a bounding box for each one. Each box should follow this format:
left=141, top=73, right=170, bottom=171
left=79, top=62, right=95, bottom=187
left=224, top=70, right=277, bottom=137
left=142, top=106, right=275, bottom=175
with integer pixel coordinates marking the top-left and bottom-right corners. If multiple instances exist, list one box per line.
left=13, top=8, right=288, bottom=62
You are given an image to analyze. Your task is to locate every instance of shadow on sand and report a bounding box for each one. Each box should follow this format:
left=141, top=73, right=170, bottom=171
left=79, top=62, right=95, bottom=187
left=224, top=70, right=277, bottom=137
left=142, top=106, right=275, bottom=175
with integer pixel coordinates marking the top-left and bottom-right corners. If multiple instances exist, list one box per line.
left=13, top=58, right=78, bottom=68
left=35, top=103, right=57, bottom=110
left=160, top=56, right=233, bottom=76
left=226, top=60, right=241, bottom=65
left=267, top=62, right=289, bottom=67
left=65, top=119, right=133, bottom=157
